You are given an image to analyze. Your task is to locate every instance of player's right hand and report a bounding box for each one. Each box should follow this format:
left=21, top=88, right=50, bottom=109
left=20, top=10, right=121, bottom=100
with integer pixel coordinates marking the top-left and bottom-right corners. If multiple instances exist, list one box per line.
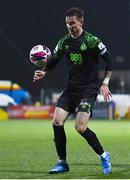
left=33, top=70, right=46, bottom=82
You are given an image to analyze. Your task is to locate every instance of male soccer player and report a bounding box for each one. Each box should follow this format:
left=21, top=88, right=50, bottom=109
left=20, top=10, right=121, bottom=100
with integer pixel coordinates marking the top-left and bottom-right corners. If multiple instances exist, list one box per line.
left=33, top=7, right=112, bottom=175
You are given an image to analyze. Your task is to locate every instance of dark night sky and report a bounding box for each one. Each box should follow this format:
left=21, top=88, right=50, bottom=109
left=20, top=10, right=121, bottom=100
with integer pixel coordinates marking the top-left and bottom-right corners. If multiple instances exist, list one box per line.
left=0, top=0, right=129, bottom=95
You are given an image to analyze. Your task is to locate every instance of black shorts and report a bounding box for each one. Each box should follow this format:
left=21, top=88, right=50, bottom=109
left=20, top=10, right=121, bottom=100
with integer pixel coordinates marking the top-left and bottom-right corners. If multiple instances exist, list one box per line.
left=56, top=88, right=97, bottom=115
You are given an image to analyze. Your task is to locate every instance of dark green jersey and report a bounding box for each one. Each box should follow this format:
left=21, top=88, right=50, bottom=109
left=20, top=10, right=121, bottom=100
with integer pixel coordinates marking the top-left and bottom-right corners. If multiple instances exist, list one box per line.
left=46, top=31, right=107, bottom=96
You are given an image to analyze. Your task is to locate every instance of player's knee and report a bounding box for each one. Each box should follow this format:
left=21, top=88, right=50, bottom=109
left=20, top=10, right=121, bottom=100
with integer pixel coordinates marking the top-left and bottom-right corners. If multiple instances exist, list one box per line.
left=75, top=124, right=87, bottom=134
left=52, top=118, right=64, bottom=126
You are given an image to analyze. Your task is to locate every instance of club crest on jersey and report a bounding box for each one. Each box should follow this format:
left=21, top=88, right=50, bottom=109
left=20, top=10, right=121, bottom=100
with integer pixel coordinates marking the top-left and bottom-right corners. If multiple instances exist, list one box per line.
left=80, top=42, right=87, bottom=51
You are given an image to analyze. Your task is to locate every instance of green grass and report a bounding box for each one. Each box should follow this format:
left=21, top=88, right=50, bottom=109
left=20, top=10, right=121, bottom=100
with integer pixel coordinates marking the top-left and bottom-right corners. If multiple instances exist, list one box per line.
left=0, top=119, right=130, bottom=179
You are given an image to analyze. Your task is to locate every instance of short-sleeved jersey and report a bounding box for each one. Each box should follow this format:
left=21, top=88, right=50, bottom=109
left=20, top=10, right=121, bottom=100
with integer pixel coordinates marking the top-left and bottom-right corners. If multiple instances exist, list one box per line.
left=46, top=31, right=107, bottom=97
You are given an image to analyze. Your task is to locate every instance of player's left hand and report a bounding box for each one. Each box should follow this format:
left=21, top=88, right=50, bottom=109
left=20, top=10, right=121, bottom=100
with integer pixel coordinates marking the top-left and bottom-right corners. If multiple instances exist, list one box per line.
left=100, top=84, right=112, bottom=101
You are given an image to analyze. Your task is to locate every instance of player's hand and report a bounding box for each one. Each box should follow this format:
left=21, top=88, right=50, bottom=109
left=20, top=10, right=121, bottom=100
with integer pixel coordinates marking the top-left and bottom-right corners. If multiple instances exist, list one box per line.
left=100, top=84, right=112, bottom=101
left=33, top=70, right=46, bottom=82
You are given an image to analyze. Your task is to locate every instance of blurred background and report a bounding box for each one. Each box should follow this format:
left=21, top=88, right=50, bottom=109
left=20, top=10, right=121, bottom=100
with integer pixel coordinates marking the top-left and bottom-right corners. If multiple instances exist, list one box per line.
left=0, top=0, right=130, bottom=120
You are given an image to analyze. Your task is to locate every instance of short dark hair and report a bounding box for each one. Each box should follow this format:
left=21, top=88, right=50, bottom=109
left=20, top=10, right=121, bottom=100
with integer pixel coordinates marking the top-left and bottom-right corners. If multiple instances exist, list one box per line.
left=65, top=7, right=84, bottom=19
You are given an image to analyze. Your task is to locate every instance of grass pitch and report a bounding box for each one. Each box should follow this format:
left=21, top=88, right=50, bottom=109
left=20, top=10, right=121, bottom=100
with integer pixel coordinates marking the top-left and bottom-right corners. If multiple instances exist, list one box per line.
left=0, top=119, right=130, bottom=179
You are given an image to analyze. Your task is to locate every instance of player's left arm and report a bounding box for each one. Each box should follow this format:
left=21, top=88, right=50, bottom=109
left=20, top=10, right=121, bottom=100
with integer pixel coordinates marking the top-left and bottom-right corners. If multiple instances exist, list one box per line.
left=88, top=34, right=113, bottom=101
left=98, top=43, right=113, bottom=101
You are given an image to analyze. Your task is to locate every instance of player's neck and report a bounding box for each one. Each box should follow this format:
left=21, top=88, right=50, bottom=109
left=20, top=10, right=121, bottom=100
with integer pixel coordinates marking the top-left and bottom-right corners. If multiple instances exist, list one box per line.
left=71, top=29, right=83, bottom=38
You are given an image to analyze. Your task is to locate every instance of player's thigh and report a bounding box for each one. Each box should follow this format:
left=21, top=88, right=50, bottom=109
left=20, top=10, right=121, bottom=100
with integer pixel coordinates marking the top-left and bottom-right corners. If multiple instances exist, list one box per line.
left=75, top=96, right=96, bottom=133
left=52, top=107, right=69, bottom=126
left=75, top=111, right=90, bottom=133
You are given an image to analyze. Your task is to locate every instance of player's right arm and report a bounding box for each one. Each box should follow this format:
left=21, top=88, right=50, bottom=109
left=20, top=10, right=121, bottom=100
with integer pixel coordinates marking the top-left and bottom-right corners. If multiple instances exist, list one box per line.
left=33, top=36, right=67, bottom=81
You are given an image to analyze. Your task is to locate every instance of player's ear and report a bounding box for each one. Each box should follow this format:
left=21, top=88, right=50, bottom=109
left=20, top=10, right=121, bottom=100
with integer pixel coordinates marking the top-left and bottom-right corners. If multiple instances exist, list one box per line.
left=79, top=17, right=84, bottom=25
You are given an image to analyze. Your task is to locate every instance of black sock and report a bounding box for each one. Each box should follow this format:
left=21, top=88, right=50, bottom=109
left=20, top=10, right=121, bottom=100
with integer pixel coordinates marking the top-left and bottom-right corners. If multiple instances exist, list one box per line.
left=53, top=125, right=66, bottom=160
left=81, top=128, right=104, bottom=155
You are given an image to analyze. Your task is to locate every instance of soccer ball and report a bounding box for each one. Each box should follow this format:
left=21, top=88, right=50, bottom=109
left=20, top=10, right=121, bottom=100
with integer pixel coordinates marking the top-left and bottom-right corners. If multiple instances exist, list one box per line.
left=30, top=45, right=51, bottom=67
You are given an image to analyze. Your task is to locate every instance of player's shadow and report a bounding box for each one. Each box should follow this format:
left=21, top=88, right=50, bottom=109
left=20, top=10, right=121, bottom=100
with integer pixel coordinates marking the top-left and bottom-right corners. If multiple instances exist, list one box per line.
left=70, top=163, right=130, bottom=178
left=71, top=162, right=130, bottom=168
left=0, top=169, right=47, bottom=179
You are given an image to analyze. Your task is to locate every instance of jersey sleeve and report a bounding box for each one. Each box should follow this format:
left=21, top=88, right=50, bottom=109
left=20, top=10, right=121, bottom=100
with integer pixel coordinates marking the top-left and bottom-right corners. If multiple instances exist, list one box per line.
left=88, top=34, right=107, bottom=55
left=53, top=38, right=65, bottom=58
left=87, top=33, right=112, bottom=71
left=46, top=37, right=66, bottom=71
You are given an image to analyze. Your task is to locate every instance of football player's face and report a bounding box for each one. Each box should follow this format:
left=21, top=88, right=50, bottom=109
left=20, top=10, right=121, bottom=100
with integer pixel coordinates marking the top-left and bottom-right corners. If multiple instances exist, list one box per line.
left=66, top=16, right=83, bottom=36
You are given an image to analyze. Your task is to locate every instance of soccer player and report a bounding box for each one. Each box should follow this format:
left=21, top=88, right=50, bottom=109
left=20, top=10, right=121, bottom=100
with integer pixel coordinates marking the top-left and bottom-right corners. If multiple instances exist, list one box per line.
left=33, top=7, right=112, bottom=175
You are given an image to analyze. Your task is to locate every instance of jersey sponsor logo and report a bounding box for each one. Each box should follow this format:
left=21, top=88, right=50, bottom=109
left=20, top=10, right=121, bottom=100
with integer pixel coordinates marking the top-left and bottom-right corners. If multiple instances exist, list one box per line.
left=98, top=42, right=105, bottom=50
left=80, top=42, right=87, bottom=51
left=70, top=53, right=83, bottom=64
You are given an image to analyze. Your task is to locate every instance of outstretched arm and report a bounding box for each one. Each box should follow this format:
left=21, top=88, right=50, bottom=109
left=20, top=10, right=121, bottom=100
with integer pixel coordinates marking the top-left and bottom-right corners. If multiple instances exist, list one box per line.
left=33, top=37, right=66, bottom=81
